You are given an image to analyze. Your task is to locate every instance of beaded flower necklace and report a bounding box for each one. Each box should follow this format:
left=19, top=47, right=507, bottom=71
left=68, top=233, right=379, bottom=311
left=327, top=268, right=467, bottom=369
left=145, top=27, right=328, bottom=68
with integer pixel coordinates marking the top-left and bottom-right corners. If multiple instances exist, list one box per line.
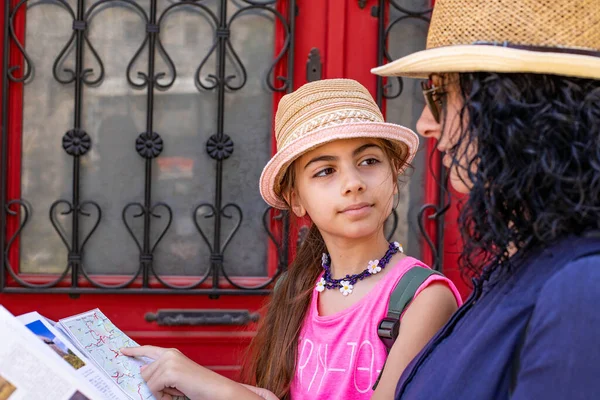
left=316, top=242, right=403, bottom=296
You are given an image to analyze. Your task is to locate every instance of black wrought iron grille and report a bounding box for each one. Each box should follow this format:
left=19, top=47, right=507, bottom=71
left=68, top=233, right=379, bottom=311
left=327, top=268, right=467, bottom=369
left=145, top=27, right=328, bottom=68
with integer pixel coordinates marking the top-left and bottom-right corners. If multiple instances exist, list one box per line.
left=1, top=0, right=295, bottom=295
left=374, top=0, right=450, bottom=272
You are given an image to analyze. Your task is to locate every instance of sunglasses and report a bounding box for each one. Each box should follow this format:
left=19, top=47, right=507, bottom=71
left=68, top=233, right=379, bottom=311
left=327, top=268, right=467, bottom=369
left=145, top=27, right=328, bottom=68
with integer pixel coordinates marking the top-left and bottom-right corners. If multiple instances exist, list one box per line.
left=421, top=80, right=443, bottom=123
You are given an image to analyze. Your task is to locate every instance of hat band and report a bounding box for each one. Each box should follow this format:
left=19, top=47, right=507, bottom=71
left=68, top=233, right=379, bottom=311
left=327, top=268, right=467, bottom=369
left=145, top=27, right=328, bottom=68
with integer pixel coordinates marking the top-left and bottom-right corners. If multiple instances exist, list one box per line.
left=281, top=108, right=383, bottom=145
left=472, top=41, right=600, bottom=58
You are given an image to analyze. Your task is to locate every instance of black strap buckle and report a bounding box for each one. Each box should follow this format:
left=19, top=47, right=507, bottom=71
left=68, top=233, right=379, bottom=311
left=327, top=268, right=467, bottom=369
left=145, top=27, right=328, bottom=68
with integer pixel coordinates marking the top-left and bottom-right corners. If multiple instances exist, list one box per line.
left=374, top=317, right=399, bottom=391
left=378, top=317, right=400, bottom=351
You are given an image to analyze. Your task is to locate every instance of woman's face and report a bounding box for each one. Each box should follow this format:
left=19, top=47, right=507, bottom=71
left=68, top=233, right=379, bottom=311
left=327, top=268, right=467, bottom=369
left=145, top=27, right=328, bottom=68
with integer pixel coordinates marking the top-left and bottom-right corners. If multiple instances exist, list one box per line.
left=416, top=74, right=474, bottom=194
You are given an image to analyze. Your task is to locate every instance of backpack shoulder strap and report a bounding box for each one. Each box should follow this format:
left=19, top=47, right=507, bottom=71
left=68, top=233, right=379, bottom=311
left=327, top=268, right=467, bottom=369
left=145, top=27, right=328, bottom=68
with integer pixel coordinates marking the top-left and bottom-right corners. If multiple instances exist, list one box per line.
left=373, top=266, right=442, bottom=390
left=378, top=266, right=443, bottom=351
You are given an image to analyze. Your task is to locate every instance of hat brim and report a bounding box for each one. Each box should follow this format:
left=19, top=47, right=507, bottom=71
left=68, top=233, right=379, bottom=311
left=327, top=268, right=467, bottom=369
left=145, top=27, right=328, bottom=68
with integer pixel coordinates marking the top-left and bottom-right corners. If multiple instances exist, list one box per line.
left=260, top=122, right=419, bottom=209
left=371, top=45, right=600, bottom=80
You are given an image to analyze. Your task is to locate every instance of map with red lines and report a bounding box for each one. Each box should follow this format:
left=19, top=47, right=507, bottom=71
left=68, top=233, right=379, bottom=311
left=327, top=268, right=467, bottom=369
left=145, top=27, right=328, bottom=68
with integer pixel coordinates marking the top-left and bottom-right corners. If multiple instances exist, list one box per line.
left=58, top=309, right=155, bottom=400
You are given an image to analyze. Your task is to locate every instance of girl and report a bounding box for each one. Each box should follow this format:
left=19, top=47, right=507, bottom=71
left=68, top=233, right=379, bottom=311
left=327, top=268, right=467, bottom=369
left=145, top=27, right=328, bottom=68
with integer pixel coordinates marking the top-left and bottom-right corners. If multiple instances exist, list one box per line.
left=371, top=0, right=600, bottom=398
left=122, top=78, right=462, bottom=400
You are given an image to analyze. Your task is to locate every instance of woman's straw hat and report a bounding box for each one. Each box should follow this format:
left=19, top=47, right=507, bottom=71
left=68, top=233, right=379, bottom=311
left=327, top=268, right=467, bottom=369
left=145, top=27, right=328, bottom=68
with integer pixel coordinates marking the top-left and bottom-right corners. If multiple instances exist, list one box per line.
left=371, top=0, right=600, bottom=79
left=260, top=79, right=419, bottom=209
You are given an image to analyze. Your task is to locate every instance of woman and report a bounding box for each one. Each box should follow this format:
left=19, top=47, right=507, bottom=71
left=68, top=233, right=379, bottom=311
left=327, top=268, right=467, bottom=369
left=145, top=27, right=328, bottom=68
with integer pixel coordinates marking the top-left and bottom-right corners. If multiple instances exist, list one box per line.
left=371, top=0, right=600, bottom=398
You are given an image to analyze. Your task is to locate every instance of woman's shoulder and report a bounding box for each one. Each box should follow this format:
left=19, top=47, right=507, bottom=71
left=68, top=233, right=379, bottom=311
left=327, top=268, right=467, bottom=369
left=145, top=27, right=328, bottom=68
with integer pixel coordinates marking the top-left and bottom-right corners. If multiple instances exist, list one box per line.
left=514, top=254, right=600, bottom=397
left=536, top=253, right=600, bottom=315
left=523, top=252, right=600, bottom=346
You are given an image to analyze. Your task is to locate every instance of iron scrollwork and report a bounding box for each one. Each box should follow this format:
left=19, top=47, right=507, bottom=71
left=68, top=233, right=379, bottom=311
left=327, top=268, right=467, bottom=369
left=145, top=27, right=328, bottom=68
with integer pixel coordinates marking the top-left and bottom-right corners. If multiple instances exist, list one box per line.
left=1, top=0, right=296, bottom=294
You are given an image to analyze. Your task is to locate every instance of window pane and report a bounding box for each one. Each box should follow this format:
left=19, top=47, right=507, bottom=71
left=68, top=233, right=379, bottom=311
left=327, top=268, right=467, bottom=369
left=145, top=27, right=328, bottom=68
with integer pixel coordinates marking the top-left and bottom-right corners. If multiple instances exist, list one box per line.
left=20, top=1, right=76, bottom=274
left=18, top=0, right=274, bottom=277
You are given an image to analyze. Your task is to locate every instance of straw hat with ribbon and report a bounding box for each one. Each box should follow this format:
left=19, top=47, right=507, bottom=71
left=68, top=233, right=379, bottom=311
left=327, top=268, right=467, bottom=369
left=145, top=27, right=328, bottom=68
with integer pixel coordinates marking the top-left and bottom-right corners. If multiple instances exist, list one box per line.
left=371, top=0, right=600, bottom=79
left=260, top=79, right=419, bottom=209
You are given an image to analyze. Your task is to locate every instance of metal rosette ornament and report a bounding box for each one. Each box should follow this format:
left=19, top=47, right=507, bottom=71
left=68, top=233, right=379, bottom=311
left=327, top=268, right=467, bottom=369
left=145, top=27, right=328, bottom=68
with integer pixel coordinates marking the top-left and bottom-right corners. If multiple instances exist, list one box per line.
left=136, top=131, right=164, bottom=159
left=62, top=129, right=91, bottom=156
left=206, top=134, right=234, bottom=161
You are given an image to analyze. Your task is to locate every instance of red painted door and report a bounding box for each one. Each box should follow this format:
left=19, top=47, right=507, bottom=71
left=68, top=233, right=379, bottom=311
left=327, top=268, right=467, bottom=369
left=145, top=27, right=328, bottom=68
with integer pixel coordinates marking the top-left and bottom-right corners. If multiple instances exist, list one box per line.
left=0, top=0, right=466, bottom=380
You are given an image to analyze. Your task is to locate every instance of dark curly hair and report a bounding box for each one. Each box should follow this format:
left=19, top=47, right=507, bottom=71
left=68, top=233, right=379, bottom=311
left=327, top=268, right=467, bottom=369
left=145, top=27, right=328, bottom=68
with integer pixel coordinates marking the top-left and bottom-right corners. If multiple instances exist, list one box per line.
left=445, top=72, right=600, bottom=277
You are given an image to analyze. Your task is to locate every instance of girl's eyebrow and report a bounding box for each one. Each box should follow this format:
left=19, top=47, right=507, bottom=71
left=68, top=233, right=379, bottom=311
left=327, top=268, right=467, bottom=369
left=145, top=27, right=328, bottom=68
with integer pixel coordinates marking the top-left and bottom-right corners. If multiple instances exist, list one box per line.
left=353, top=143, right=380, bottom=156
left=303, top=144, right=381, bottom=170
left=303, top=155, right=336, bottom=170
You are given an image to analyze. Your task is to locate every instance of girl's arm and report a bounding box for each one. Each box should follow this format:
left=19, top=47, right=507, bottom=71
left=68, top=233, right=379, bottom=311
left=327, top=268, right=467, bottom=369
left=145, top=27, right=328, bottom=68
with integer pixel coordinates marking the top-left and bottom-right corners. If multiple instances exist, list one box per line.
left=121, top=346, right=277, bottom=400
left=371, top=282, right=459, bottom=400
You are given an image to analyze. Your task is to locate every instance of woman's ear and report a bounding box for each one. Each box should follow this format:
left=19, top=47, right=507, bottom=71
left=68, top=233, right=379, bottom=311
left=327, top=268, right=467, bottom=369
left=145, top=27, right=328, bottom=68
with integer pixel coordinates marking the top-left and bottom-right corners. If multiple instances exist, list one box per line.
left=283, top=189, right=306, bottom=218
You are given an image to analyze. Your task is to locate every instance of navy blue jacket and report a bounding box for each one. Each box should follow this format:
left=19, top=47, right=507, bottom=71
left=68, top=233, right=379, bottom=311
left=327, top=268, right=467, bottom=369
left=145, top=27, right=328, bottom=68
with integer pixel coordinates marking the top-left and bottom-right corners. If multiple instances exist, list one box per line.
left=395, top=233, right=600, bottom=399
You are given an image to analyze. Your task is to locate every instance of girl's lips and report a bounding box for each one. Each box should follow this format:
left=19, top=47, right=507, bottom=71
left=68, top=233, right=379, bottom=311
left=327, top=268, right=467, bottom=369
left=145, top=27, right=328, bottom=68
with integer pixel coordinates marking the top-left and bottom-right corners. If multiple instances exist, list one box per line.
left=340, top=203, right=373, bottom=216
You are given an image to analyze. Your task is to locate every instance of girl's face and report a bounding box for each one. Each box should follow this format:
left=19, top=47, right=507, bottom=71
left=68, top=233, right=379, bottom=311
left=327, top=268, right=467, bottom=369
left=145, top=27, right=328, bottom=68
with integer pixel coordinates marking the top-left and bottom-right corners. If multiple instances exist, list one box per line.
left=286, top=138, right=397, bottom=241
left=416, top=74, right=474, bottom=194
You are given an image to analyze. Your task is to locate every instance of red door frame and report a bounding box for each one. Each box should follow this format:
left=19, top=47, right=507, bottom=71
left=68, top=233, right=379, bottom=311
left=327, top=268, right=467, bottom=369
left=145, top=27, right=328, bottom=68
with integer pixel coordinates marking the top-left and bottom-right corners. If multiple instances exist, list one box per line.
left=3, top=0, right=24, bottom=283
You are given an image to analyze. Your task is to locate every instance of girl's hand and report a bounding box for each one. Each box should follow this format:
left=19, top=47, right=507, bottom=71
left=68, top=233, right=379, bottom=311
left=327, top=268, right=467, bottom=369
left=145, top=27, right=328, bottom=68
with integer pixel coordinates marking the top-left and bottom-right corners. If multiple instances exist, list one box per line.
left=121, top=345, right=265, bottom=400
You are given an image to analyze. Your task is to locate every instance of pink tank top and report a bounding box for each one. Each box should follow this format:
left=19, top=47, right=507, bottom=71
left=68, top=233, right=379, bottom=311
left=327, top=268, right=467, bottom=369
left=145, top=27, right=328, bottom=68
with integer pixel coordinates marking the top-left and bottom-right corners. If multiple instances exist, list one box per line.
left=289, top=256, right=463, bottom=399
